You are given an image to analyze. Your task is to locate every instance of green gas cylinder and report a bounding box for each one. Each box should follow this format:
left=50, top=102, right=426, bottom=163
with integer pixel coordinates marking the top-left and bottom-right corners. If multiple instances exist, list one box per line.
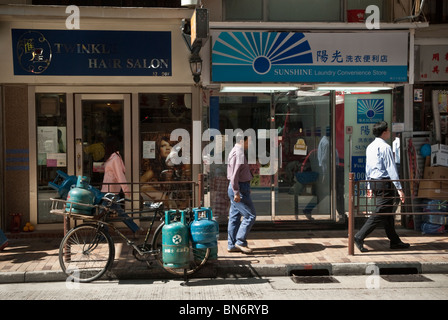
left=162, top=210, right=189, bottom=268
left=66, top=176, right=95, bottom=215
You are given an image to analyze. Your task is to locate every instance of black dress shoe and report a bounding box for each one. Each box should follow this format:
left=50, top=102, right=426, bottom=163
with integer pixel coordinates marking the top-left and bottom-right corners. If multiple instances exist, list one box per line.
left=354, top=237, right=368, bottom=252
left=390, top=242, right=410, bottom=249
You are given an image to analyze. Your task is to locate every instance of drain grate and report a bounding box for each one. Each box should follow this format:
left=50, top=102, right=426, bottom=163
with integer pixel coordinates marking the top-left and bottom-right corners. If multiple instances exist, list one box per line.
left=379, top=267, right=419, bottom=275
left=290, top=268, right=339, bottom=284
left=380, top=274, right=433, bottom=282
left=291, top=276, right=339, bottom=284
left=378, top=267, right=433, bottom=283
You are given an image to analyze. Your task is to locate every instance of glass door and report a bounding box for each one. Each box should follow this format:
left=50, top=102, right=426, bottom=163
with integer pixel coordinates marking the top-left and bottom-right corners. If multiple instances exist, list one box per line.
left=274, top=91, right=333, bottom=221
left=206, top=91, right=337, bottom=223
left=207, top=95, right=273, bottom=221
left=36, top=93, right=67, bottom=224
left=74, top=94, right=131, bottom=193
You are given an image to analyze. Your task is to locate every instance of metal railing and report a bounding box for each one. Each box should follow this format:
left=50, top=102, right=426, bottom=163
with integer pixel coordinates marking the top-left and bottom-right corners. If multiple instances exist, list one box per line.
left=99, top=173, right=204, bottom=209
left=63, top=174, right=205, bottom=234
left=348, top=172, right=448, bottom=255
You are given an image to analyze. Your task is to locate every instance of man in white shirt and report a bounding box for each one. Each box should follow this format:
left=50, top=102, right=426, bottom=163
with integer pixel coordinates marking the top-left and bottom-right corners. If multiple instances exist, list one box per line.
left=354, top=121, right=409, bottom=252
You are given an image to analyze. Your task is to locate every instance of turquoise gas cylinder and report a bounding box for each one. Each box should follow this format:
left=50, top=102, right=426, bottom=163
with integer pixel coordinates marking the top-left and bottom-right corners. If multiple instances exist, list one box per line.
left=190, top=207, right=219, bottom=260
left=190, top=207, right=219, bottom=248
left=162, top=210, right=189, bottom=268
left=66, top=176, right=95, bottom=215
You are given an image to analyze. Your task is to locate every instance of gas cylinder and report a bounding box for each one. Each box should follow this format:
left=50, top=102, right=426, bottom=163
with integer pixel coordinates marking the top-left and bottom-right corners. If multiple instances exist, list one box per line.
left=190, top=207, right=219, bottom=249
left=66, top=176, right=95, bottom=215
left=162, top=210, right=189, bottom=268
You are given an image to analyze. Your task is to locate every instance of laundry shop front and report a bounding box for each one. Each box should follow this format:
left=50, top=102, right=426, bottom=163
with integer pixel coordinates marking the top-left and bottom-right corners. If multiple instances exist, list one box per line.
left=0, top=5, right=201, bottom=232
left=200, top=24, right=417, bottom=227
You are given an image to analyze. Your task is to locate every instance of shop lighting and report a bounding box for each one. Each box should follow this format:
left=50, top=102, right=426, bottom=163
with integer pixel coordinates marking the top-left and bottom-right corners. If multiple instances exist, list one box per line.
left=189, top=53, right=202, bottom=84
left=316, top=86, right=394, bottom=93
left=220, top=85, right=299, bottom=93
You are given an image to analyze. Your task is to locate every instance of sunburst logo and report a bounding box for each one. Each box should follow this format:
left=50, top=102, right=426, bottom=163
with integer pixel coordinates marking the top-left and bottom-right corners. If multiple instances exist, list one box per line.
left=212, top=32, right=313, bottom=75
left=357, top=99, right=384, bottom=123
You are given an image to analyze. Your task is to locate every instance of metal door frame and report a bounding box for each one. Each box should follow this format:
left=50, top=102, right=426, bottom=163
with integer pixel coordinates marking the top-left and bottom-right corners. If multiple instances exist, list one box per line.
left=73, top=94, right=132, bottom=181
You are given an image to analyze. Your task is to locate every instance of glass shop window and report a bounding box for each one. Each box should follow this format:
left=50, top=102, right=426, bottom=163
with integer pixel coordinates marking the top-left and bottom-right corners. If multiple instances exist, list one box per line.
left=36, top=93, right=67, bottom=224
left=139, top=93, right=193, bottom=209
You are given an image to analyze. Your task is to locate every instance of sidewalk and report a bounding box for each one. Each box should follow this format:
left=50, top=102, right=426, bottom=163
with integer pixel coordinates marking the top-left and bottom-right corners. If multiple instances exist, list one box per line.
left=0, top=227, right=447, bottom=283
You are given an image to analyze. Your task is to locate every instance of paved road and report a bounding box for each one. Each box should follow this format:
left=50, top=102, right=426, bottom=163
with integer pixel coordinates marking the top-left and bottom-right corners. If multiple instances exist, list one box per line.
left=1, top=274, right=447, bottom=301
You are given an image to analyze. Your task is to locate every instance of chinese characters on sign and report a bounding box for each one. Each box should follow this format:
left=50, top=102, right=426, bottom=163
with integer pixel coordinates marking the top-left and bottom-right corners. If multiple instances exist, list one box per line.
left=419, top=45, right=448, bottom=81
left=316, top=51, right=388, bottom=64
left=351, top=125, right=375, bottom=181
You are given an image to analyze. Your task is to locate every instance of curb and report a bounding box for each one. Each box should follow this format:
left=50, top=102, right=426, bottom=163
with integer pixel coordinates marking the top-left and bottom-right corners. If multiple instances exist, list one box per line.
left=1, top=261, right=448, bottom=284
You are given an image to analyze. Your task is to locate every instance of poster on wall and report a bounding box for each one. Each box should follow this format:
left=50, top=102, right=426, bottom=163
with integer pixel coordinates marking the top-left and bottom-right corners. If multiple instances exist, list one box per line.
left=37, top=126, right=66, bottom=166
left=142, top=141, right=156, bottom=159
left=344, top=94, right=391, bottom=203
left=419, top=45, right=448, bottom=82
left=46, top=153, right=66, bottom=167
left=438, top=91, right=448, bottom=112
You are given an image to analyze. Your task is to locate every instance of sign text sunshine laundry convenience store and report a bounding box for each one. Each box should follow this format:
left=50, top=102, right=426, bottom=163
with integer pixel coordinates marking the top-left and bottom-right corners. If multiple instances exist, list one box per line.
left=211, top=31, right=408, bottom=83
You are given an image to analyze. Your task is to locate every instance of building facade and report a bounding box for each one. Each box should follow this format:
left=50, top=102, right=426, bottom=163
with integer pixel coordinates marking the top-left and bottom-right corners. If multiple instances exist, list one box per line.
left=199, top=0, right=432, bottom=225
left=0, top=4, right=201, bottom=231
left=2, top=0, right=447, bottom=232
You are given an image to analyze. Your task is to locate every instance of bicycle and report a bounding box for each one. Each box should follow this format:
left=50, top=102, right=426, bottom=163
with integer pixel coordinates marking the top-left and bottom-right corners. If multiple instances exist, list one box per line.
left=50, top=193, right=210, bottom=283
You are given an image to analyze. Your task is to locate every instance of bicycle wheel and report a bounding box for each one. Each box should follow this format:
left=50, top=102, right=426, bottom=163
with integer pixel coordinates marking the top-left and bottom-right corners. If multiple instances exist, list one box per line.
left=59, top=224, right=115, bottom=283
left=152, top=222, right=210, bottom=276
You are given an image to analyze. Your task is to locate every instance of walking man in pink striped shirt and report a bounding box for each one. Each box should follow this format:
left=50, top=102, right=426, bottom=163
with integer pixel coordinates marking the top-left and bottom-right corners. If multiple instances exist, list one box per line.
left=227, top=133, right=256, bottom=254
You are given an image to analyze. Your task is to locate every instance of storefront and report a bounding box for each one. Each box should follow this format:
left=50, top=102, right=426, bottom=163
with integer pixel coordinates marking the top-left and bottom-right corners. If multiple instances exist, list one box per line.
left=201, top=25, right=420, bottom=225
left=0, top=5, right=200, bottom=231
left=0, top=4, right=432, bottom=231
left=414, top=41, right=448, bottom=144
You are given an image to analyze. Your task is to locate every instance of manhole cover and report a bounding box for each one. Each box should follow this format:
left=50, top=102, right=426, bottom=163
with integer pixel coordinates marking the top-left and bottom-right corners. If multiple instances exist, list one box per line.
left=291, top=276, right=340, bottom=284
left=380, top=274, right=433, bottom=282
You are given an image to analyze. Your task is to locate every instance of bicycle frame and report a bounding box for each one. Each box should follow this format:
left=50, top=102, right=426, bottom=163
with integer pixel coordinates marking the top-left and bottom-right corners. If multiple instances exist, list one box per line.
left=100, top=199, right=166, bottom=257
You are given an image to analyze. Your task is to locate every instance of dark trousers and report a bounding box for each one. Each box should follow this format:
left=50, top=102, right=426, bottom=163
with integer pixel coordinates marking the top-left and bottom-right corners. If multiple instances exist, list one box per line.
left=355, top=180, right=401, bottom=244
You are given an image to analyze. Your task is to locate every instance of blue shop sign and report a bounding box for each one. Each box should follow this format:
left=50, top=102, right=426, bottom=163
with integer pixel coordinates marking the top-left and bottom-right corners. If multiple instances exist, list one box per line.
left=11, top=29, right=171, bottom=76
left=211, top=31, right=408, bottom=83
left=357, top=99, right=385, bottom=124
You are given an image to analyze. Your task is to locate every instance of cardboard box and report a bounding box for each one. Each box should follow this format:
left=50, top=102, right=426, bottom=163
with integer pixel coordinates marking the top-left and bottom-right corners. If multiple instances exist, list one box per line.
left=423, top=166, right=448, bottom=180
left=418, top=180, right=448, bottom=200
left=418, top=163, right=448, bottom=199
left=431, top=144, right=448, bottom=167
